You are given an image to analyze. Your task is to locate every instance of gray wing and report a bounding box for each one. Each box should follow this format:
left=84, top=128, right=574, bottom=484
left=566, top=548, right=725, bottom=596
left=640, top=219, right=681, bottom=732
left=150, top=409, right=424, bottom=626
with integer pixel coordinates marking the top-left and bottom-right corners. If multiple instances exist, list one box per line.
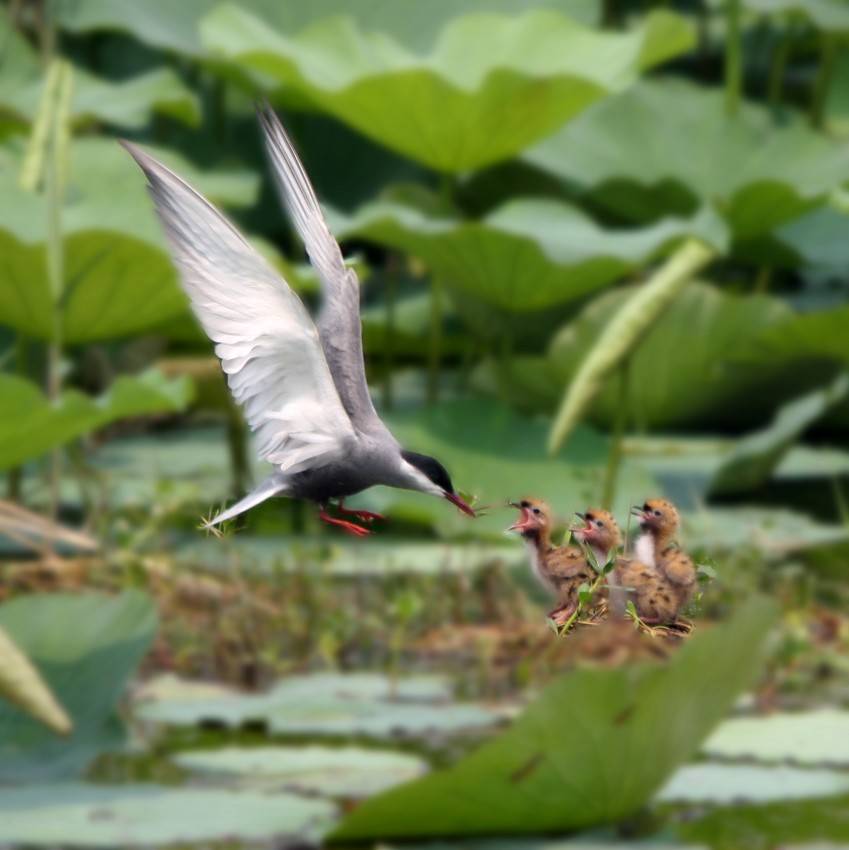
left=256, top=102, right=389, bottom=438
left=121, top=140, right=357, bottom=474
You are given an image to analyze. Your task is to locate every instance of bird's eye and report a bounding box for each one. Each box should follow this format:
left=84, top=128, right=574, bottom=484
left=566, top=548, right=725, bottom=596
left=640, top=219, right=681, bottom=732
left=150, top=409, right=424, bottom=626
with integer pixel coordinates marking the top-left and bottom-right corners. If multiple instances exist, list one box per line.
left=653, top=509, right=661, bottom=517
left=532, top=507, right=541, bottom=515
left=595, top=520, right=603, bottom=528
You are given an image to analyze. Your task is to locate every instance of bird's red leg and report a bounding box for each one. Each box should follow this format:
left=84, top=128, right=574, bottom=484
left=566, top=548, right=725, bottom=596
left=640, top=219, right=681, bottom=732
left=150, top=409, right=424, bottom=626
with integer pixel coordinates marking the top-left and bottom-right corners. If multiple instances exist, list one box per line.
left=318, top=509, right=372, bottom=537
left=548, top=603, right=576, bottom=625
left=334, top=501, right=387, bottom=524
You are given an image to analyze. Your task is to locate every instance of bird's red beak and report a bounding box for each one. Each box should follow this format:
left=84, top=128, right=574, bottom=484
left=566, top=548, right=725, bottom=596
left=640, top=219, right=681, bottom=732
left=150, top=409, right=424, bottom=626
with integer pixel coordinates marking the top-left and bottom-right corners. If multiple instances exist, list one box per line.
left=445, top=491, right=477, bottom=517
left=631, top=505, right=649, bottom=523
left=571, top=512, right=590, bottom=540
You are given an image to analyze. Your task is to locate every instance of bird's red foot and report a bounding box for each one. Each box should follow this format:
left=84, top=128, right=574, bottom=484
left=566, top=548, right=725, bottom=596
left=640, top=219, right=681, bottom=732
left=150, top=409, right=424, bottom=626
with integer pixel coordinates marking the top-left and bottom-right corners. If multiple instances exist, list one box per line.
left=319, top=510, right=372, bottom=536
left=335, top=505, right=387, bottom=524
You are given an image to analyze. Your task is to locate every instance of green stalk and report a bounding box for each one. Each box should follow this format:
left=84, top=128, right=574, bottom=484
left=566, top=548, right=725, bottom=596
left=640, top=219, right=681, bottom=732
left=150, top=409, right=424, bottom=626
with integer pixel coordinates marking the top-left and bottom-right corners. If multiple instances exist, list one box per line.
left=601, top=360, right=629, bottom=511
left=427, top=174, right=453, bottom=404
left=555, top=571, right=606, bottom=635
left=382, top=259, right=397, bottom=411
left=549, top=239, right=716, bottom=454
left=767, top=25, right=793, bottom=111
left=725, top=0, right=743, bottom=117
left=810, top=34, right=838, bottom=129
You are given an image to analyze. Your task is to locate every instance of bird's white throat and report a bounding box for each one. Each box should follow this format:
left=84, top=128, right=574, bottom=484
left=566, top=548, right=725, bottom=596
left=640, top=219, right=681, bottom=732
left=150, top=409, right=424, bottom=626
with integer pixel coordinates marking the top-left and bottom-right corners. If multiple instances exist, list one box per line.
left=634, top=532, right=656, bottom=569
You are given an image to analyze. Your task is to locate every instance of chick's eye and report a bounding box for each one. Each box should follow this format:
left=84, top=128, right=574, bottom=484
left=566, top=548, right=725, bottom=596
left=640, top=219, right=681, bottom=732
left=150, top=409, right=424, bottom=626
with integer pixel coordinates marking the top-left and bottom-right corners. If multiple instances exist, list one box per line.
left=532, top=507, right=541, bottom=515
left=596, top=520, right=603, bottom=528
left=653, top=509, right=661, bottom=517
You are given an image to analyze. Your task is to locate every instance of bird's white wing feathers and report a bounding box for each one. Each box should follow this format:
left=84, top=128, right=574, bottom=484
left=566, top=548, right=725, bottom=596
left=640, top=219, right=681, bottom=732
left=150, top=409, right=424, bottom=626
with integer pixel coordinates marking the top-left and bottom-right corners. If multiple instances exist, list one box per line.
left=256, top=104, right=387, bottom=436
left=121, top=141, right=356, bottom=474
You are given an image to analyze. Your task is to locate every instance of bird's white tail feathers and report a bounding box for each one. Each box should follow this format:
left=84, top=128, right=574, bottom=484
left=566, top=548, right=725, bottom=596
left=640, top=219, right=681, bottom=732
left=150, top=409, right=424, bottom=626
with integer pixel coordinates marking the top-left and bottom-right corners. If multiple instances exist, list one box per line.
left=204, top=474, right=289, bottom=528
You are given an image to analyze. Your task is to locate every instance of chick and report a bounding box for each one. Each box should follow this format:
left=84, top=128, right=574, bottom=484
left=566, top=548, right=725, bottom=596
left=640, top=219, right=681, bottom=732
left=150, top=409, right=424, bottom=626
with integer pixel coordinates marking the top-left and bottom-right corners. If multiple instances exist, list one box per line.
left=507, top=498, right=593, bottom=624
left=578, top=509, right=678, bottom=624
left=631, top=498, right=697, bottom=615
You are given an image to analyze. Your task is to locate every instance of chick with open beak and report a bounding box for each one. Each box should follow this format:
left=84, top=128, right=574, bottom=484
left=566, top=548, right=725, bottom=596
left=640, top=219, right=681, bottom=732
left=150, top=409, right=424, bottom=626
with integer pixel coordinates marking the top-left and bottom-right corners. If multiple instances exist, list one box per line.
left=507, top=498, right=597, bottom=626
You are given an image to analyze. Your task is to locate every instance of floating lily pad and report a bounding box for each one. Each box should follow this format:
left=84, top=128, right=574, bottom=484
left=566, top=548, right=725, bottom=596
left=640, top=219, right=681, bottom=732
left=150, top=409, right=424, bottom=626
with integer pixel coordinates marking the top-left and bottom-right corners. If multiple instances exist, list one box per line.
left=136, top=672, right=500, bottom=739
left=703, top=710, right=849, bottom=766
left=657, top=763, right=849, bottom=805
left=331, top=598, right=777, bottom=840
left=174, top=745, right=428, bottom=798
left=526, top=78, right=849, bottom=240
left=0, top=784, right=334, bottom=846
left=0, top=369, right=193, bottom=473
left=331, top=200, right=726, bottom=312
left=0, top=591, right=157, bottom=781
left=177, top=536, right=523, bottom=576
left=202, top=6, right=691, bottom=171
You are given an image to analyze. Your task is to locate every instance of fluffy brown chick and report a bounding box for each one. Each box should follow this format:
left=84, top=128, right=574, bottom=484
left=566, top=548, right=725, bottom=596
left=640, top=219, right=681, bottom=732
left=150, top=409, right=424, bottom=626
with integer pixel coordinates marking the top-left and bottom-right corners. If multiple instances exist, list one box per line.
left=507, top=498, right=592, bottom=623
left=579, top=509, right=679, bottom=624
left=631, top=498, right=697, bottom=615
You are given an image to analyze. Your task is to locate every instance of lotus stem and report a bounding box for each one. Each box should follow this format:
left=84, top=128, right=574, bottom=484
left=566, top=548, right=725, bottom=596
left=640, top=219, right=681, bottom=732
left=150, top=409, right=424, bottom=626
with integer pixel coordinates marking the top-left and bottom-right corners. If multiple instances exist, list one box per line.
left=601, top=360, right=630, bottom=510
left=810, top=34, right=838, bottom=129
left=725, top=0, right=742, bottom=117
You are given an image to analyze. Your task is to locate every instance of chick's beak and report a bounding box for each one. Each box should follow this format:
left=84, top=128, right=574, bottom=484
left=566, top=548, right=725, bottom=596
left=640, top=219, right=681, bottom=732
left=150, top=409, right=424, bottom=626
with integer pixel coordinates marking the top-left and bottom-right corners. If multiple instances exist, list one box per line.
left=445, top=491, right=477, bottom=517
left=631, top=505, right=648, bottom=519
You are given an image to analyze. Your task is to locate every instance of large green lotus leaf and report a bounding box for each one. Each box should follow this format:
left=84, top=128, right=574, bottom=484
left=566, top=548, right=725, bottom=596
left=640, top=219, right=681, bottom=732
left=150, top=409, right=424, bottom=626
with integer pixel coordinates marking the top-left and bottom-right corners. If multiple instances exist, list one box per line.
left=548, top=282, right=793, bottom=429
left=0, top=591, right=156, bottom=781
left=703, top=709, right=849, bottom=766
left=330, top=200, right=726, bottom=312
left=174, top=745, right=429, bottom=799
left=0, top=369, right=193, bottom=473
left=657, top=763, right=849, bottom=805
left=331, top=597, right=778, bottom=840
left=0, top=784, right=334, bottom=846
left=624, top=435, right=849, bottom=507
left=0, top=9, right=199, bottom=129
left=201, top=6, right=692, bottom=171
left=709, top=372, right=849, bottom=496
left=0, top=137, right=260, bottom=342
left=733, top=304, right=849, bottom=372
left=55, top=0, right=602, bottom=57
left=525, top=78, right=849, bottom=240
left=135, top=672, right=501, bottom=739
left=774, top=207, right=849, bottom=273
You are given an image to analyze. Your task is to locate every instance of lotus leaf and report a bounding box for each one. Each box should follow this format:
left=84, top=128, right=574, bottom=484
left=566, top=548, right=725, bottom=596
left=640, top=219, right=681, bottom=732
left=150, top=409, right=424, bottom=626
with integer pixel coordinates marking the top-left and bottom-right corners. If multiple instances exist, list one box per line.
left=0, top=369, right=193, bottom=472
left=657, top=763, right=849, bottom=804
left=331, top=597, right=777, bottom=839
left=0, top=9, right=199, bottom=129
left=0, top=591, right=157, bottom=781
left=703, top=709, right=849, bottom=765
left=710, top=372, right=849, bottom=495
left=525, top=78, right=849, bottom=240
left=0, top=137, right=260, bottom=342
left=174, top=744, right=429, bottom=798
left=0, top=784, right=334, bottom=846
left=201, top=6, right=692, bottom=171
left=54, top=0, right=602, bottom=57
left=330, top=200, right=726, bottom=312
left=548, top=282, right=793, bottom=429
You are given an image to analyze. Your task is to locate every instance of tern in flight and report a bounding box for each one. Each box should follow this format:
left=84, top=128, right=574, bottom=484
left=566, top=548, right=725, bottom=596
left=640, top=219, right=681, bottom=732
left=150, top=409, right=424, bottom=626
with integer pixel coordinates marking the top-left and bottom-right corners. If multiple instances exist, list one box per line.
left=122, top=104, right=475, bottom=536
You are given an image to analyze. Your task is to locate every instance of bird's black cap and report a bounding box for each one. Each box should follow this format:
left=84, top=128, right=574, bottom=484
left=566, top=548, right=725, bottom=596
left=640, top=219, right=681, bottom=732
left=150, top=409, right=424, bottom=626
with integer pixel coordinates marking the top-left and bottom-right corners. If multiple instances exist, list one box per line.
left=401, top=450, right=455, bottom=494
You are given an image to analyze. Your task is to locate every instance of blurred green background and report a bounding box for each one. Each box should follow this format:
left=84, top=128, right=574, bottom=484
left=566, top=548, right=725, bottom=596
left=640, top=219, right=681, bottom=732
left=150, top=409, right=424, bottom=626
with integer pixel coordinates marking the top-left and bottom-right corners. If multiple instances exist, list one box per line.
left=2, top=1, right=849, bottom=848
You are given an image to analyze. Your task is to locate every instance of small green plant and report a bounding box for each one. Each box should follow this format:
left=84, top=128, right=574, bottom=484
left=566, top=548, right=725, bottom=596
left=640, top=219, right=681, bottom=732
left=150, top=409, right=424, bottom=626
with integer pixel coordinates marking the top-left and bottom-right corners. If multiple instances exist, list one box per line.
left=550, top=543, right=617, bottom=636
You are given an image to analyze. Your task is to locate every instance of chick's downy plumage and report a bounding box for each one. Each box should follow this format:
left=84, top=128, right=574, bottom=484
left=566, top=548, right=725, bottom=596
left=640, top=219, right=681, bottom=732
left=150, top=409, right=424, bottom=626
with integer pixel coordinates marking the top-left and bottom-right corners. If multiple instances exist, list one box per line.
left=579, top=509, right=680, bottom=624
left=507, top=498, right=593, bottom=623
left=632, top=498, right=697, bottom=615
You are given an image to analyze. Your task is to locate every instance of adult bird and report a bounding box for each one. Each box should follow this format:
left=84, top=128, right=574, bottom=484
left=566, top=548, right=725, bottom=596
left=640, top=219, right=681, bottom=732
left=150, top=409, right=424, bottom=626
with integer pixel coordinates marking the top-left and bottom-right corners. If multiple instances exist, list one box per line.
left=121, top=104, right=475, bottom=536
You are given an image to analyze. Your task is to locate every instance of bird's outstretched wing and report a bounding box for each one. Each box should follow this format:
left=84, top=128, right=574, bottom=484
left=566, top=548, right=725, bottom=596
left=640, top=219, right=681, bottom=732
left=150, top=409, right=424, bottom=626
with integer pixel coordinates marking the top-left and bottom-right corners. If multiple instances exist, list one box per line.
left=256, top=103, right=388, bottom=437
left=121, top=141, right=357, bottom=475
